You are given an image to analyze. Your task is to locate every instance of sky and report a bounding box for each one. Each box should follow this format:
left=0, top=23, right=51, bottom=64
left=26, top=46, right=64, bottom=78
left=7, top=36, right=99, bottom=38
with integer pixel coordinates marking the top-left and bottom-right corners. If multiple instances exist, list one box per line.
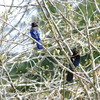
left=0, top=0, right=13, bottom=13
left=0, top=0, right=80, bottom=53
left=0, top=0, right=37, bottom=13
left=0, top=0, right=38, bottom=53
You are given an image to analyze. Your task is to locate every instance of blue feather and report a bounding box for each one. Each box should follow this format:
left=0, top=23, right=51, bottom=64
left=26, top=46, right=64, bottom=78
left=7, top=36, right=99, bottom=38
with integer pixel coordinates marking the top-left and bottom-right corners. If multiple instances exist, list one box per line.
left=67, top=55, right=80, bottom=82
left=30, top=29, right=43, bottom=49
left=36, top=39, right=43, bottom=49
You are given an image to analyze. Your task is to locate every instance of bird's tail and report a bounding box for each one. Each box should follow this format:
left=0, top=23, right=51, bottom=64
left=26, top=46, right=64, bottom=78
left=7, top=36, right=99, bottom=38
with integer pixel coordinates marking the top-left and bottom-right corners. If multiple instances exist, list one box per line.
left=36, top=39, right=43, bottom=49
left=66, top=71, right=73, bottom=82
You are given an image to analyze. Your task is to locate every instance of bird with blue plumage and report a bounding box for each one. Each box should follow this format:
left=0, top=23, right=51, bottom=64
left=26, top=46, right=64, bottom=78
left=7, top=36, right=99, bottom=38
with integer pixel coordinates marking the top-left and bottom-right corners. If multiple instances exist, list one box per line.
left=66, top=47, right=80, bottom=82
left=30, top=22, right=43, bottom=49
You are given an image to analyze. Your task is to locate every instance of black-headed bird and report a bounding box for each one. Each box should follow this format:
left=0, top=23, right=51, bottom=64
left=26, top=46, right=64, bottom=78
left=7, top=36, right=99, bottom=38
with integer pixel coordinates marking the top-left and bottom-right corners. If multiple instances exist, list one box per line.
left=30, top=22, right=43, bottom=49
left=66, top=47, right=80, bottom=82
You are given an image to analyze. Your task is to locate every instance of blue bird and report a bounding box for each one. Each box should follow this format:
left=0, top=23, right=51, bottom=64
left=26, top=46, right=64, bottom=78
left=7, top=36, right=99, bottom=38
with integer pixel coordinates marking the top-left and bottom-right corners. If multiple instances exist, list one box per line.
left=66, top=47, right=80, bottom=82
left=30, top=22, right=43, bottom=49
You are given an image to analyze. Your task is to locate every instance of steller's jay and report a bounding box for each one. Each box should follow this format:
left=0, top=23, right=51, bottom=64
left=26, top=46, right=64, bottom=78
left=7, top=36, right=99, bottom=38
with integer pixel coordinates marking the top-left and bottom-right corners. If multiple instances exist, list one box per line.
left=66, top=47, right=80, bottom=82
left=30, top=22, right=43, bottom=49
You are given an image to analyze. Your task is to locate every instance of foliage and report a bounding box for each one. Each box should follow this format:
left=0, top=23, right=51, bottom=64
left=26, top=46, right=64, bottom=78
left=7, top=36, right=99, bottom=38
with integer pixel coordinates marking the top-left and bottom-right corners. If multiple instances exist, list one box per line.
left=0, top=0, right=100, bottom=100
